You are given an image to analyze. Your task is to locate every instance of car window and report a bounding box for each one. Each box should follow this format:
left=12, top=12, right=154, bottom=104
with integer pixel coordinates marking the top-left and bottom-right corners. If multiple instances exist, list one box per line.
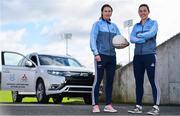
left=18, top=58, right=24, bottom=66
left=3, top=52, right=24, bottom=66
left=18, top=57, right=25, bottom=66
left=30, top=55, right=38, bottom=65
left=68, top=58, right=82, bottom=67
left=38, top=55, right=82, bottom=67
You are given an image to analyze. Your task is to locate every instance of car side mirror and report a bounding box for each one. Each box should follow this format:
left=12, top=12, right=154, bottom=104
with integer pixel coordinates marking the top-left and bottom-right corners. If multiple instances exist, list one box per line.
left=25, top=61, right=34, bottom=67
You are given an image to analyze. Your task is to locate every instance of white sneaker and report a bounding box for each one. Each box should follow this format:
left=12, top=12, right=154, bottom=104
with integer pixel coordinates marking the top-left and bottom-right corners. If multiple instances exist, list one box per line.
left=104, top=104, right=117, bottom=113
left=92, top=105, right=100, bottom=113
left=128, top=105, right=143, bottom=114
left=147, top=105, right=160, bottom=115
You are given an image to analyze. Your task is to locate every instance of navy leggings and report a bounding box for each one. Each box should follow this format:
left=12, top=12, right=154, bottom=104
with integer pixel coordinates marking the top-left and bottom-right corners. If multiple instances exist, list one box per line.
left=133, top=54, right=160, bottom=105
left=92, top=54, right=116, bottom=105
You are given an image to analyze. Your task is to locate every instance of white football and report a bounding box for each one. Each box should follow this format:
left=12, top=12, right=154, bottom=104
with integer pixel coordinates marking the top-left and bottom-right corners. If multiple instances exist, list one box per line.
left=112, top=35, right=129, bottom=49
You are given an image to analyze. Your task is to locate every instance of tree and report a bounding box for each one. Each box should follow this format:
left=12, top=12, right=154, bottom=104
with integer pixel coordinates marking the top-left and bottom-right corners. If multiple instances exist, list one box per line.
left=116, top=63, right=123, bottom=70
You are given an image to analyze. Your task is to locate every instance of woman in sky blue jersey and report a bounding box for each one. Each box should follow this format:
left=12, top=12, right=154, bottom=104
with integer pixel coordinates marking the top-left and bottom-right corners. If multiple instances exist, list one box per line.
left=90, top=4, right=127, bottom=113
left=128, top=4, right=161, bottom=115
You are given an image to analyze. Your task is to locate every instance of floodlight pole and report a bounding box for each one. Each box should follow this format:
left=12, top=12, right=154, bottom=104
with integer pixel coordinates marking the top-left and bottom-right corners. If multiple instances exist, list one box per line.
left=64, top=33, right=72, bottom=55
left=124, top=19, right=133, bottom=63
left=128, top=27, right=130, bottom=62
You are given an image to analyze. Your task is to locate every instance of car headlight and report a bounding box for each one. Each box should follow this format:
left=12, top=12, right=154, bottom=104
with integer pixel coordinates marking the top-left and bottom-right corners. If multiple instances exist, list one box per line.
left=47, top=70, right=70, bottom=76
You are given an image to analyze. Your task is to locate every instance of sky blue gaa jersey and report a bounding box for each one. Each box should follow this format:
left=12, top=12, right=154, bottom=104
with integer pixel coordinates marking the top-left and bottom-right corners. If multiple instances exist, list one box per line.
left=130, top=18, right=158, bottom=55
left=90, top=18, right=120, bottom=56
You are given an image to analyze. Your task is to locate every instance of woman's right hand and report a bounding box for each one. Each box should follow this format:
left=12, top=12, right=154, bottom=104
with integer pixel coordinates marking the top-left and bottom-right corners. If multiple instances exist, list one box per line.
left=95, top=55, right=101, bottom=62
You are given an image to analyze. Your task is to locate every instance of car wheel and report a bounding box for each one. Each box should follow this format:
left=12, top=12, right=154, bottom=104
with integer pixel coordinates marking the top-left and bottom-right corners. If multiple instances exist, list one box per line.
left=36, top=80, right=49, bottom=103
left=83, top=93, right=92, bottom=105
left=12, top=91, right=23, bottom=102
left=52, top=95, right=63, bottom=104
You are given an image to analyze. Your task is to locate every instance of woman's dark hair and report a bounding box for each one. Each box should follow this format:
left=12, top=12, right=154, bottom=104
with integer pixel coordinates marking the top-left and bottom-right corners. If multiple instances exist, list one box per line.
left=100, top=4, right=113, bottom=18
left=139, top=4, right=150, bottom=12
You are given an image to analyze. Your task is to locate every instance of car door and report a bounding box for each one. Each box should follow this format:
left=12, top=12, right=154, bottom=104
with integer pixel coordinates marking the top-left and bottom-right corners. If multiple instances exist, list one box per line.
left=1, top=51, right=36, bottom=92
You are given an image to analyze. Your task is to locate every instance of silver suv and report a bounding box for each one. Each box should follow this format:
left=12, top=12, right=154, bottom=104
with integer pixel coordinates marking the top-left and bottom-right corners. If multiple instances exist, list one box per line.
left=1, top=51, right=94, bottom=104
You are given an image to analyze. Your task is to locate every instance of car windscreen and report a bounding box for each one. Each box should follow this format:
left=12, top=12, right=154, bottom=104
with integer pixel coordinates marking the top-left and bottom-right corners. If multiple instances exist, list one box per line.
left=38, top=55, right=82, bottom=67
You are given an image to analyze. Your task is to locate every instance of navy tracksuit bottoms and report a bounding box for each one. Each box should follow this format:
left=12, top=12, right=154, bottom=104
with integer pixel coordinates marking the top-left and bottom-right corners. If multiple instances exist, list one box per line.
left=133, top=54, right=160, bottom=106
left=92, top=54, right=116, bottom=105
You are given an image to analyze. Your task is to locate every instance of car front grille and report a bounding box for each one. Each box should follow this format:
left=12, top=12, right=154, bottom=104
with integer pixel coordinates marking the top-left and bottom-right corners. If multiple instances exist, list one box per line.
left=64, top=73, right=94, bottom=86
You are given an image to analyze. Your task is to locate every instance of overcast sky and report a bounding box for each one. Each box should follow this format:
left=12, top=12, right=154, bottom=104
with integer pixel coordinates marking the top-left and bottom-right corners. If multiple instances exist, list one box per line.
left=0, top=0, right=180, bottom=70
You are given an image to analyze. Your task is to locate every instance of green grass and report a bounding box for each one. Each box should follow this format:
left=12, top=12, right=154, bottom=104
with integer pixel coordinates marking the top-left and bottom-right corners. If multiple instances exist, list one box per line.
left=0, top=90, right=84, bottom=103
left=0, top=90, right=13, bottom=102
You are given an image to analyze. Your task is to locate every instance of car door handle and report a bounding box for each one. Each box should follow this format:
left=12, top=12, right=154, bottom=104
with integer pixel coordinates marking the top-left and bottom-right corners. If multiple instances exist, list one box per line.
left=2, top=69, right=10, bottom=73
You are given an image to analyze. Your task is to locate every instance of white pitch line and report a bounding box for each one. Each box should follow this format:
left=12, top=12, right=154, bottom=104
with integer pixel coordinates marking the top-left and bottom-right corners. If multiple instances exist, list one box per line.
left=0, top=103, right=63, bottom=107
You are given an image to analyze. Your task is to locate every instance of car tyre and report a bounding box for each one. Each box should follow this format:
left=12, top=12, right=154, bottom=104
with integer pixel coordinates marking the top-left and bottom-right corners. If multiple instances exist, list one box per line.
left=83, top=93, right=92, bottom=105
left=52, top=95, right=63, bottom=104
left=12, top=91, right=23, bottom=102
left=36, top=80, right=49, bottom=103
